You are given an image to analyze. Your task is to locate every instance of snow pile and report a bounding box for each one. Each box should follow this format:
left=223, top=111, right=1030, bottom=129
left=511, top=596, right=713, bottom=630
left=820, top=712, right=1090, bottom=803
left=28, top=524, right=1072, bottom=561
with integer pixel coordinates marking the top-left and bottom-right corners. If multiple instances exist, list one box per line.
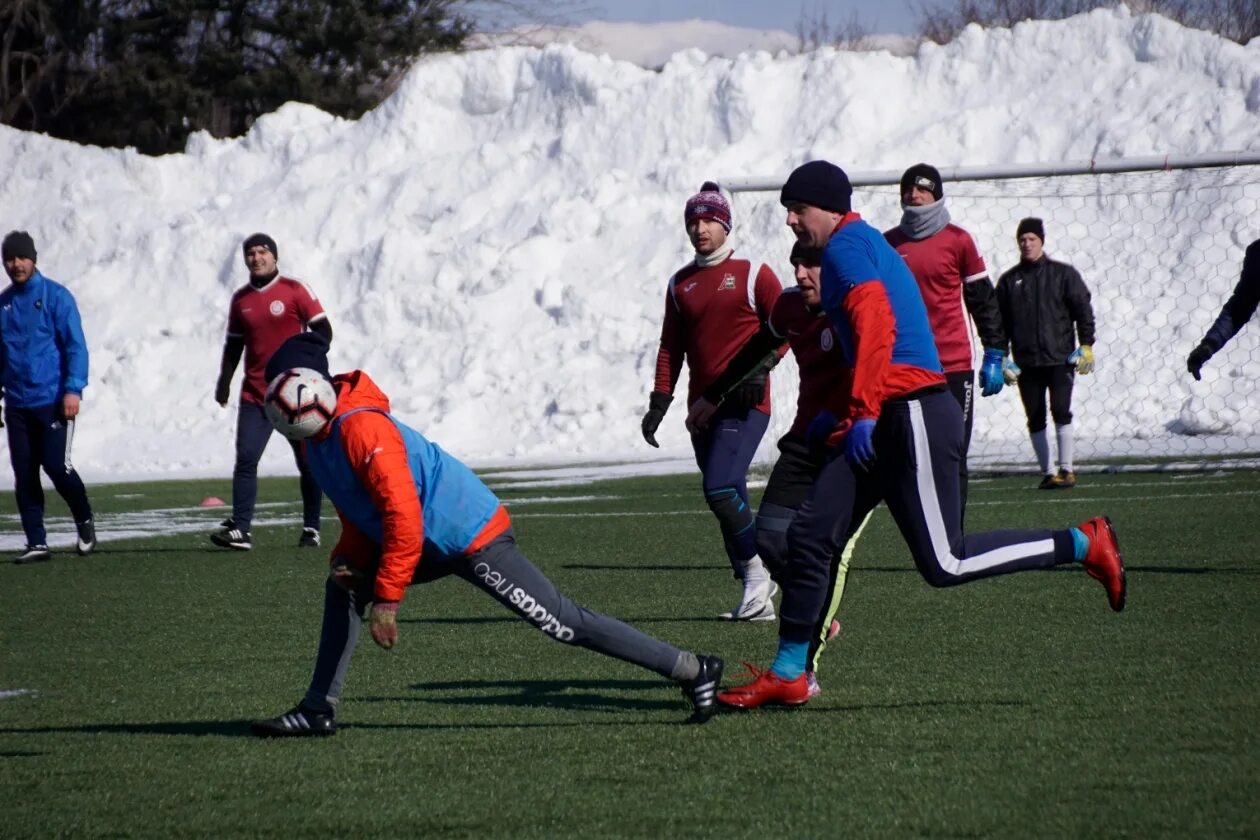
left=0, top=7, right=1256, bottom=488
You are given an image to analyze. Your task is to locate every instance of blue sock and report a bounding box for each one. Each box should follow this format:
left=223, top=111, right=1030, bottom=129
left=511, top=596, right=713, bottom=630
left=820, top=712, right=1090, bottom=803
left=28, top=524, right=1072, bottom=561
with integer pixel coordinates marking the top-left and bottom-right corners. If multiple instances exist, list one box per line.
left=1070, top=527, right=1089, bottom=561
left=770, top=638, right=808, bottom=680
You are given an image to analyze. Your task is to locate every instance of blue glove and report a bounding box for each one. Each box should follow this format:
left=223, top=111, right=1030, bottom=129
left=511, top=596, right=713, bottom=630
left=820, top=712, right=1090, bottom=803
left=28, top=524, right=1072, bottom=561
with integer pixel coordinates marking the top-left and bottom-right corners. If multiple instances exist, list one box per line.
left=806, top=410, right=839, bottom=452
left=1002, top=357, right=1021, bottom=385
left=844, top=418, right=877, bottom=471
left=978, top=348, right=1005, bottom=397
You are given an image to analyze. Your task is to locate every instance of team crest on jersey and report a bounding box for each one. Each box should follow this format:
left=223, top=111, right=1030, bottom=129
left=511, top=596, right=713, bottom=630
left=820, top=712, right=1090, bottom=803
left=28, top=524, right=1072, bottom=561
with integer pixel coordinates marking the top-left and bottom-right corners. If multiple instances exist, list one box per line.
left=269, top=300, right=285, bottom=316
left=720, top=274, right=736, bottom=290
left=821, top=329, right=834, bottom=352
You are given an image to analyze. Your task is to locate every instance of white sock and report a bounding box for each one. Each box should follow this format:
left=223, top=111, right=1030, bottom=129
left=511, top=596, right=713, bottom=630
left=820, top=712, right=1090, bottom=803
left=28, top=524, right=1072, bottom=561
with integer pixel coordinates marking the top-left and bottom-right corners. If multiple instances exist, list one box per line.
left=1031, top=428, right=1051, bottom=475
left=742, top=555, right=770, bottom=591
left=1056, top=424, right=1074, bottom=472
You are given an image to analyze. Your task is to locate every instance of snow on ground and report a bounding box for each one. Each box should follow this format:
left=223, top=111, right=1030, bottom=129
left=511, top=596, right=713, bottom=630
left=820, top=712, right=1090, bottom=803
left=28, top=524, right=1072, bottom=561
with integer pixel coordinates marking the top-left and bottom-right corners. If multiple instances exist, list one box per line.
left=0, top=6, right=1257, bottom=499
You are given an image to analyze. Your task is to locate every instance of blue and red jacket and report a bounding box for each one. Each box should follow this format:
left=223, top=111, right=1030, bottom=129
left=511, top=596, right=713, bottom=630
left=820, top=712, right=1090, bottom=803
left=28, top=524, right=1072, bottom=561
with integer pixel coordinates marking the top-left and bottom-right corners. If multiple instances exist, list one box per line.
left=305, top=370, right=510, bottom=603
left=819, top=214, right=945, bottom=423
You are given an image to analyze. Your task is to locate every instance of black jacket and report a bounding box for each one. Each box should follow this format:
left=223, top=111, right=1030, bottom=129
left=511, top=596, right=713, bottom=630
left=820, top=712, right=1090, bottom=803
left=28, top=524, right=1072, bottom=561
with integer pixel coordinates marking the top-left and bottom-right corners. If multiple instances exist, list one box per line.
left=996, top=255, right=1095, bottom=368
left=1200, top=238, right=1260, bottom=354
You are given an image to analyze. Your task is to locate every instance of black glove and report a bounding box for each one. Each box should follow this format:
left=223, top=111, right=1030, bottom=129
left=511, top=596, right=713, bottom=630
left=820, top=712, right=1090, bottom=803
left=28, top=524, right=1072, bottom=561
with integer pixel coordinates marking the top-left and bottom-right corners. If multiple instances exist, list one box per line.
left=731, top=372, right=768, bottom=411
left=1187, top=343, right=1213, bottom=381
left=640, top=392, right=672, bottom=448
left=215, top=378, right=231, bottom=405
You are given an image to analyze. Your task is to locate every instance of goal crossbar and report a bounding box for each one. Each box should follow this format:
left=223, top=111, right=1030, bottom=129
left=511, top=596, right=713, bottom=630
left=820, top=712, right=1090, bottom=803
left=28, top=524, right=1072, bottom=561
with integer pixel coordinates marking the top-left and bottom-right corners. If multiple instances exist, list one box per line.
left=720, top=149, right=1260, bottom=193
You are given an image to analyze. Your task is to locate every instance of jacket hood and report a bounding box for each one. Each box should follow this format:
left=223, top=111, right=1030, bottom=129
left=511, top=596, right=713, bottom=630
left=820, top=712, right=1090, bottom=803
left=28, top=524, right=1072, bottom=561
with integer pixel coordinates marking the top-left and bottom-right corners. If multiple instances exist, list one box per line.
left=331, top=370, right=392, bottom=416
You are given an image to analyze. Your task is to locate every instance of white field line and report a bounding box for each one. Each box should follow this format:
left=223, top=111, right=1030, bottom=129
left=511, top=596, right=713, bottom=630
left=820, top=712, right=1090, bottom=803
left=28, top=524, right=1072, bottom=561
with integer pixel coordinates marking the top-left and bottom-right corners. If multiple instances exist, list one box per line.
left=0, top=689, right=40, bottom=700
left=0, top=479, right=1252, bottom=549
left=509, top=487, right=1260, bottom=517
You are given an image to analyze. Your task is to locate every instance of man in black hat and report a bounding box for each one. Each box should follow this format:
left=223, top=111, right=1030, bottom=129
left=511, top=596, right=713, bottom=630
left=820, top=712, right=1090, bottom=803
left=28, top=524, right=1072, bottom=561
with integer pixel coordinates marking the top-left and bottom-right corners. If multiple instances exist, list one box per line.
left=210, top=233, right=333, bottom=550
left=0, top=230, right=97, bottom=563
left=995, top=218, right=1096, bottom=490
left=884, top=163, right=1007, bottom=516
left=716, top=162, right=1125, bottom=710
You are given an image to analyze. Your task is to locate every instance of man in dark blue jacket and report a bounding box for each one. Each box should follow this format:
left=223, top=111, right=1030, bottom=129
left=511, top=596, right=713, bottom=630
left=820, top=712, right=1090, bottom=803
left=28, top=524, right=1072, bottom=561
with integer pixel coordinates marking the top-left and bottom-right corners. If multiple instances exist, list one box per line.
left=0, top=231, right=96, bottom=563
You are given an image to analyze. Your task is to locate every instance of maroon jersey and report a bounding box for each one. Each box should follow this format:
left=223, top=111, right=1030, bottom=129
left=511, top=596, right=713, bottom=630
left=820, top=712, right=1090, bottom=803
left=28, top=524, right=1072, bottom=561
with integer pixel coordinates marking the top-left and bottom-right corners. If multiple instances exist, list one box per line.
left=653, top=254, right=782, bottom=409
left=884, top=224, right=988, bottom=374
left=767, top=288, right=850, bottom=438
left=227, top=275, right=327, bottom=404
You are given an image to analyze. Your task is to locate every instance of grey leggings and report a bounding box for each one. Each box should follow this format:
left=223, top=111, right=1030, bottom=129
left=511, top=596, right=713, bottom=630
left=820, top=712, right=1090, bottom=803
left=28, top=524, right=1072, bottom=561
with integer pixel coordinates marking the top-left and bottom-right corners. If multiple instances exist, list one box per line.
left=304, top=528, right=685, bottom=711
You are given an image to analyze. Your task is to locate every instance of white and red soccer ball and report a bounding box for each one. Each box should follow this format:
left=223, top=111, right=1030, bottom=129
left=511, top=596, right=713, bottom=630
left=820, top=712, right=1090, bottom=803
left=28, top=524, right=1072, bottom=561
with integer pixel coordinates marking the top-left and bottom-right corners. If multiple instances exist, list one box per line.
left=264, top=368, right=337, bottom=440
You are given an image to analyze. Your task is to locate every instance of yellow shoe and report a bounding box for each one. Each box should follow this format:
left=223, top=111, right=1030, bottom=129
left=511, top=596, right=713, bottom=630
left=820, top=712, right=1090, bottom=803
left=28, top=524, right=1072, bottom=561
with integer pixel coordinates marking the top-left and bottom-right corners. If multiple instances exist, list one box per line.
left=1053, top=469, right=1077, bottom=489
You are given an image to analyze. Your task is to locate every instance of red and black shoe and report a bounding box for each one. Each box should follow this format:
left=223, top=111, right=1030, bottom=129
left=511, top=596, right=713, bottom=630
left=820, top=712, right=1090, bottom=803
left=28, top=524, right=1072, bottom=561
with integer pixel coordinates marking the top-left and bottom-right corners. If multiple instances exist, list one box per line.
left=716, top=662, right=811, bottom=709
left=1079, top=516, right=1126, bottom=612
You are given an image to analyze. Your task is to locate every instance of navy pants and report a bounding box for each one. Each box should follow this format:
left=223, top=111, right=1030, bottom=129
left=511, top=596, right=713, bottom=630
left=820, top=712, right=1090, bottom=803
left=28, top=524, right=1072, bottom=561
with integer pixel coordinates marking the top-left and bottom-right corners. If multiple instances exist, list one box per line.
left=233, top=401, right=322, bottom=532
left=690, top=407, right=770, bottom=576
left=779, top=388, right=1075, bottom=646
left=1017, top=364, right=1075, bottom=432
left=945, top=369, right=975, bottom=517
left=5, top=403, right=93, bottom=545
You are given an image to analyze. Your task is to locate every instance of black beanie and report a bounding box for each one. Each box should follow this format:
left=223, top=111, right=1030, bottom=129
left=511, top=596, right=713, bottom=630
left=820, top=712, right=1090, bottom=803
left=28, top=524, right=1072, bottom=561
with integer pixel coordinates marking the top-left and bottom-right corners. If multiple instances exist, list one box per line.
left=2, top=230, right=37, bottom=262
left=1016, top=217, right=1046, bottom=242
left=265, top=332, right=332, bottom=385
left=899, top=163, right=943, bottom=202
left=779, top=161, right=853, bottom=214
left=243, top=232, right=278, bottom=260
left=789, top=241, right=823, bottom=267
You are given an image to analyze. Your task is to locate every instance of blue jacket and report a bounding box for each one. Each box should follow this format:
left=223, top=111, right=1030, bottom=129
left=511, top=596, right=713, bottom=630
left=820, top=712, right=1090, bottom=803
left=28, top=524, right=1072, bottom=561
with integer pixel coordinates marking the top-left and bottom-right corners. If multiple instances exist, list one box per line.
left=820, top=217, right=942, bottom=373
left=0, top=270, right=90, bottom=407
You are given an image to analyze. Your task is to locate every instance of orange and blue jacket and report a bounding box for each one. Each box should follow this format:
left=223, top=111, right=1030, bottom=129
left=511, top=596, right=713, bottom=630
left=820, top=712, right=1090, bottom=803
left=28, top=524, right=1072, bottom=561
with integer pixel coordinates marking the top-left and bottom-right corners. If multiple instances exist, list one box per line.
left=304, top=370, right=510, bottom=604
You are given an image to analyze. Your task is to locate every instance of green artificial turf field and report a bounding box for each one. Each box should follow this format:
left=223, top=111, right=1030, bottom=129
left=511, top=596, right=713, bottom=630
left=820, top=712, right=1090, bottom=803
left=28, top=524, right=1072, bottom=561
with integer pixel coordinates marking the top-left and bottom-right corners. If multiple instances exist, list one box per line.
left=2, top=468, right=1258, bottom=838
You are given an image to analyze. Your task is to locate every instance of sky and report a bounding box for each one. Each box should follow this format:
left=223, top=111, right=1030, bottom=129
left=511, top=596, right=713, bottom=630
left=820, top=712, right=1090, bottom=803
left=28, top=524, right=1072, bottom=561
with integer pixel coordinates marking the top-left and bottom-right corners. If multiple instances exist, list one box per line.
left=0, top=8, right=1257, bottom=550
left=560, top=0, right=921, bottom=36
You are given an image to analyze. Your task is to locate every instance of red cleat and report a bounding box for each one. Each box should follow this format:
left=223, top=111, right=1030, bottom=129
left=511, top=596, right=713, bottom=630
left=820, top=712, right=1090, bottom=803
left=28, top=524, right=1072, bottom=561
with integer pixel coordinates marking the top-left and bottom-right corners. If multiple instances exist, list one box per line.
left=1079, top=516, right=1126, bottom=612
left=716, top=662, right=812, bottom=709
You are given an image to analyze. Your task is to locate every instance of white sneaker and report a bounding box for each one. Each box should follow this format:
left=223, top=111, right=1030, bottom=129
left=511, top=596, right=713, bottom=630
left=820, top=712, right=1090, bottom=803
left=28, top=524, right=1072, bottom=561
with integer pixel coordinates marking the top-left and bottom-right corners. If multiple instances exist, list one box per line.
left=719, top=579, right=778, bottom=621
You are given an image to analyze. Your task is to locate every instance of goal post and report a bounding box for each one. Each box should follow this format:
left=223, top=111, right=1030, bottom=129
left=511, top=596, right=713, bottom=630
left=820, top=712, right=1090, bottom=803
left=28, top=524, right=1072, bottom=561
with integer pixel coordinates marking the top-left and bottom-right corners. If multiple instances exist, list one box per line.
left=722, top=151, right=1260, bottom=472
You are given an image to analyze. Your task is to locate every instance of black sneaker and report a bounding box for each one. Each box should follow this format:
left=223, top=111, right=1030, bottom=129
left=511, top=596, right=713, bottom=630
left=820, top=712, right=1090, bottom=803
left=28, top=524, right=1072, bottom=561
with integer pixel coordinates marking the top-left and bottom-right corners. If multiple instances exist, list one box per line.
left=210, top=521, right=252, bottom=550
left=680, top=654, right=724, bottom=723
left=15, top=544, right=51, bottom=564
left=298, top=527, right=320, bottom=548
left=251, top=704, right=337, bottom=738
left=1037, top=474, right=1058, bottom=490
left=76, top=518, right=97, bottom=555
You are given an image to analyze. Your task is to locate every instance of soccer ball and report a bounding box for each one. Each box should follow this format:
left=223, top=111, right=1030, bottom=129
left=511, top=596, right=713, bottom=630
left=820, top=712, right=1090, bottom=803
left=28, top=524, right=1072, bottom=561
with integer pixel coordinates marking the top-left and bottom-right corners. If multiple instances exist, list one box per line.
left=264, top=368, right=337, bottom=440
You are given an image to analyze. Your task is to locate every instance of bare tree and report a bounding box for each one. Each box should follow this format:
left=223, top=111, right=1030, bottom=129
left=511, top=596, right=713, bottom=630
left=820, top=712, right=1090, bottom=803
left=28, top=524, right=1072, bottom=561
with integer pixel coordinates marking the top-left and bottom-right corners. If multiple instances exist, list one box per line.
left=913, top=0, right=1257, bottom=44
left=795, top=2, right=873, bottom=52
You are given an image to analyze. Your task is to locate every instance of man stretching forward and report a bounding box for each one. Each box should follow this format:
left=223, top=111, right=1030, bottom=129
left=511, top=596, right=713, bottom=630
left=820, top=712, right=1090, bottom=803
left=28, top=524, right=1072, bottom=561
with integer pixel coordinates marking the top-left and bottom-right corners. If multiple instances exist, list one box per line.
left=251, top=334, right=724, bottom=735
